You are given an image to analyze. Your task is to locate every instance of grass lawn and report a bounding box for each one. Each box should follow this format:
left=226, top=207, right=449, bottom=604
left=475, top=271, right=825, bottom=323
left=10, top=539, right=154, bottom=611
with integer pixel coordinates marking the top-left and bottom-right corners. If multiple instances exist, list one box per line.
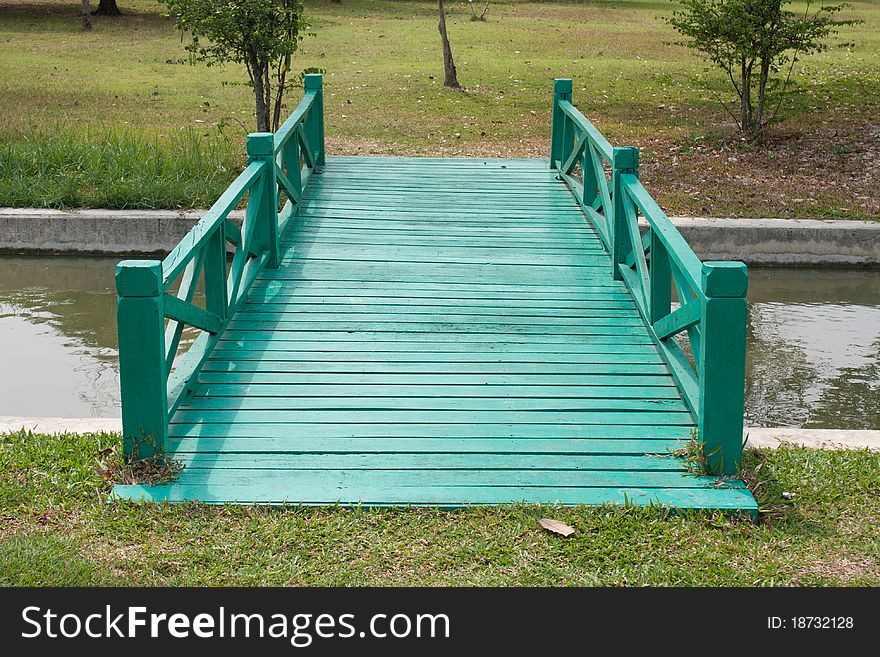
left=0, top=0, right=877, bottom=218
left=2, top=429, right=879, bottom=586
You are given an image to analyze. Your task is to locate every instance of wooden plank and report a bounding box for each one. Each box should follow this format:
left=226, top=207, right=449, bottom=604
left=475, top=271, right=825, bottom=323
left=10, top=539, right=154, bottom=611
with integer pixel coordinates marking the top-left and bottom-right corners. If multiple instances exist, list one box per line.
left=184, top=397, right=687, bottom=413
left=213, top=340, right=660, bottom=353
left=114, top=482, right=756, bottom=512
left=126, top=468, right=732, bottom=489
left=207, top=350, right=664, bottom=364
left=194, top=372, right=677, bottom=387
left=167, top=422, right=692, bottom=440
left=173, top=453, right=686, bottom=471
left=219, top=331, right=657, bottom=344
left=243, top=300, right=640, bottom=312
left=228, top=312, right=646, bottom=326
left=170, top=409, right=694, bottom=425
left=190, top=383, right=682, bottom=399
left=198, top=360, right=671, bottom=375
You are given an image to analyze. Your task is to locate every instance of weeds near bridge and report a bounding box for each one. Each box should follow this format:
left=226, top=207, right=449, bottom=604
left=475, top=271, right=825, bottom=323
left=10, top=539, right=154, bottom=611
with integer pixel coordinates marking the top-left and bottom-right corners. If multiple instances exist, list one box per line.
left=97, top=435, right=184, bottom=487
left=671, top=429, right=712, bottom=476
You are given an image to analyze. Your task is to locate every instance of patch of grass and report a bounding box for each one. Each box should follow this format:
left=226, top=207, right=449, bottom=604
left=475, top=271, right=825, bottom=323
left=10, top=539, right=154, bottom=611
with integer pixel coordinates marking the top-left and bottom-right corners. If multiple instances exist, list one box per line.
left=2, top=429, right=880, bottom=586
left=0, top=534, right=113, bottom=586
left=0, top=128, right=241, bottom=209
left=0, top=0, right=877, bottom=217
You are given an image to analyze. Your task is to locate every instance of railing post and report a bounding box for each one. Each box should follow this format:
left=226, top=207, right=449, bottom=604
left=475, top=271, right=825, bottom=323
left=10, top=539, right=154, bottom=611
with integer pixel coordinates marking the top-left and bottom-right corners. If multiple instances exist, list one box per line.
left=247, top=132, right=280, bottom=268
left=116, top=260, right=168, bottom=461
left=610, top=146, right=639, bottom=280
left=304, top=73, right=325, bottom=171
left=698, top=261, right=748, bottom=476
left=204, top=226, right=228, bottom=320
left=649, top=233, right=671, bottom=324
left=550, top=78, right=572, bottom=170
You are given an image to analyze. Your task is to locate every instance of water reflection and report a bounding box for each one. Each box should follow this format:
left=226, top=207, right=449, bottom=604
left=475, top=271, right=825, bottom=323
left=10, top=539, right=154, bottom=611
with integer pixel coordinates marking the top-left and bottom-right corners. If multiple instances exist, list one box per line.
left=745, top=269, right=880, bottom=429
left=0, top=257, right=119, bottom=417
left=0, top=258, right=877, bottom=429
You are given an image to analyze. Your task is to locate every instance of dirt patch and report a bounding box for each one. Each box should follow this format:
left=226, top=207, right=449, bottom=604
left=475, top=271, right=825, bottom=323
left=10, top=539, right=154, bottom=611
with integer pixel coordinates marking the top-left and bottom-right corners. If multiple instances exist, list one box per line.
left=641, top=121, right=880, bottom=219
left=798, top=554, right=880, bottom=584
left=326, top=135, right=547, bottom=159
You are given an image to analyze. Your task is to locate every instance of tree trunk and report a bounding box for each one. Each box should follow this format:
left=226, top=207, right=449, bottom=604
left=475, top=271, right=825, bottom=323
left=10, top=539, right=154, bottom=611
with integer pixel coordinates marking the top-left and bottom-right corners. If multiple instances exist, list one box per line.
left=249, top=53, right=270, bottom=133
left=92, top=0, right=121, bottom=16
left=739, top=59, right=752, bottom=136
left=753, top=59, right=771, bottom=136
left=437, top=0, right=461, bottom=89
left=81, top=0, right=92, bottom=30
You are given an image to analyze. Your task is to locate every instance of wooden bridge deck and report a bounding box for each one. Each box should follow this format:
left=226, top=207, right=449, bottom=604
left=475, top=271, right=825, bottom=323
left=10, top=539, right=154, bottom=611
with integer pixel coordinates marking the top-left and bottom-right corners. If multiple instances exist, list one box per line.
left=115, top=156, right=756, bottom=512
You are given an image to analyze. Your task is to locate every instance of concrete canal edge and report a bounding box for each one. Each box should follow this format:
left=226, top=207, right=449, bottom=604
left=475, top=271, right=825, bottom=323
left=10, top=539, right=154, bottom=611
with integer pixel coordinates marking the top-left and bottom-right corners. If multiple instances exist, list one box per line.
left=1, top=417, right=878, bottom=451
left=1, top=208, right=879, bottom=266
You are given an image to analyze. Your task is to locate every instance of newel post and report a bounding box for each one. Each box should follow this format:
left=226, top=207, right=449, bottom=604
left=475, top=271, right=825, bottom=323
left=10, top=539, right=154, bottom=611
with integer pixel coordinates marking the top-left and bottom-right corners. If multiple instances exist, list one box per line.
left=247, top=132, right=280, bottom=268
left=550, top=78, right=572, bottom=170
left=116, top=260, right=168, bottom=460
left=304, top=73, right=325, bottom=170
left=698, top=261, right=748, bottom=476
left=610, top=146, right=639, bottom=280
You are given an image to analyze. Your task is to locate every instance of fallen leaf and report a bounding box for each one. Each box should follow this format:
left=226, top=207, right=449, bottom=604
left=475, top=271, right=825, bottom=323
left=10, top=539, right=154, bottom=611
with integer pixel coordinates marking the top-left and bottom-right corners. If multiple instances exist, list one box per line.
left=538, top=518, right=575, bottom=537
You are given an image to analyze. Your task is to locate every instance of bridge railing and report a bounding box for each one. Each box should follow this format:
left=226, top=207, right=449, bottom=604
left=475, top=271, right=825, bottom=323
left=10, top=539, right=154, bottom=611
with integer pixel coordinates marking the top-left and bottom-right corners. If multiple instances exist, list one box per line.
left=116, top=74, right=325, bottom=460
left=551, top=78, right=748, bottom=476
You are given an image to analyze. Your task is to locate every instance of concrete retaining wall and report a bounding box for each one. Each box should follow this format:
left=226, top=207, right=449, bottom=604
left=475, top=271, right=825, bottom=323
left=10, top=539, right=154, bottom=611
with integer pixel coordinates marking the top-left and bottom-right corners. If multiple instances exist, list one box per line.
left=1, top=208, right=879, bottom=266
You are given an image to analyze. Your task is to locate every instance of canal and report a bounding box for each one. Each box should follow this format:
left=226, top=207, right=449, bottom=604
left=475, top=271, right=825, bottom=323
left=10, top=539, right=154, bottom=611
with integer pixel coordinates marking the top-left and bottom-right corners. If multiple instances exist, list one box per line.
left=0, top=257, right=878, bottom=429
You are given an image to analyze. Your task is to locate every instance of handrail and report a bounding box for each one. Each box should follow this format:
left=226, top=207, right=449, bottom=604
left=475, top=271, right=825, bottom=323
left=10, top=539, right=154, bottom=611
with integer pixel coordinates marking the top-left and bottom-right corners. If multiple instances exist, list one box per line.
left=116, top=75, right=326, bottom=461
left=550, top=78, right=748, bottom=476
left=556, top=99, right=613, bottom=163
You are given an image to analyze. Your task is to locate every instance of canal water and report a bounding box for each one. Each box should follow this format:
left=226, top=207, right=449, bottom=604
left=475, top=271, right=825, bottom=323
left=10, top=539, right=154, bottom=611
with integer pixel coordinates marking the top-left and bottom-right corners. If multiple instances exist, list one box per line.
left=0, top=257, right=878, bottom=429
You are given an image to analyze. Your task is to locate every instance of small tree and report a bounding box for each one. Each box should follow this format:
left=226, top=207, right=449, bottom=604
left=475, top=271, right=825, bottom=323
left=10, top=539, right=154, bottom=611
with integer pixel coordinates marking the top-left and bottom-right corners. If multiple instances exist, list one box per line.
left=438, top=0, right=461, bottom=88
left=81, top=0, right=92, bottom=30
left=666, top=0, right=858, bottom=137
left=162, top=0, right=310, bottom=132
left=468, top=0, right=490, bottom=22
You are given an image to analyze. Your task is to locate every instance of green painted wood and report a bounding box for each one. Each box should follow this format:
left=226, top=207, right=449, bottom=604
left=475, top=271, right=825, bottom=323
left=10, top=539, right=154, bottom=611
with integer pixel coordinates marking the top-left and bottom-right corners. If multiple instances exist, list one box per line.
left=167, top=422, right=693, bottom=440
left=122, top=468, right=736, bottom=490
left=198, top=361, right=671, bottom=375
left=194, top=372, right=678, bottom=387
left=207, top=350, right=663, bottom=364
left=170, top=409, right=694, bottom=426
left=191, top=383, right=682, bottom=399
left=698, top=262, right=748, bottom=475
left=184, top=396, right=688, bottom=412
left=172, top=453, right=686, bottom=471
left=115, top=116, right=752, bottom=511
left=213, top=340, right=661, bottom=353
left=113, top=482, right=756, bottom=513
left=218, top=332, right=657, bottom=344
left=246, top=133, right=280, bottom=269
left=115, top=260, right=168, bottom=459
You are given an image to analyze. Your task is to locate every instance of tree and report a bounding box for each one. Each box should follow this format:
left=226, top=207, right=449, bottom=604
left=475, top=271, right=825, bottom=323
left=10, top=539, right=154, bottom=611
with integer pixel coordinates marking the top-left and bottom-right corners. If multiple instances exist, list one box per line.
left=666, top=0, right=858, bottom=137
left=162, top=0, right=310, bottom=132
left=81, top=0, right=92, bottom=30
left=92, top=0, right=121, bottom=16
left=437, top=0, right=461, bottom=89
left=468, top=1, right=490, bottom=22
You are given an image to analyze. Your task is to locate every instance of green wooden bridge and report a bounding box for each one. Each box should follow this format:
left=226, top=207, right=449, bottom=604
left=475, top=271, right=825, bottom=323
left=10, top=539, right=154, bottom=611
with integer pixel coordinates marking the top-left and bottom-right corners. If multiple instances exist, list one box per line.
left=114, top=76, right=756, bottom=513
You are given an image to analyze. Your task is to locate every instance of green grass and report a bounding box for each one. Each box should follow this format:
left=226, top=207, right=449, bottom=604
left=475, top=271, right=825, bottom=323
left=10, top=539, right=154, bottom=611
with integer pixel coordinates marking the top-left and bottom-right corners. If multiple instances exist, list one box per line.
left=2, top=428, right=879, bottom=586
left=0, top=128, right=240, bottom=209
left=0, top=0, right=878, bottom=217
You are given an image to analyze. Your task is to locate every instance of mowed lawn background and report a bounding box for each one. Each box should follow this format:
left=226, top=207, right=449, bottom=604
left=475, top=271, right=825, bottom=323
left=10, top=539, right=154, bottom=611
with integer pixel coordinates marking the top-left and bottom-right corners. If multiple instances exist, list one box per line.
left=0, top=0, right=878, bottom=217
